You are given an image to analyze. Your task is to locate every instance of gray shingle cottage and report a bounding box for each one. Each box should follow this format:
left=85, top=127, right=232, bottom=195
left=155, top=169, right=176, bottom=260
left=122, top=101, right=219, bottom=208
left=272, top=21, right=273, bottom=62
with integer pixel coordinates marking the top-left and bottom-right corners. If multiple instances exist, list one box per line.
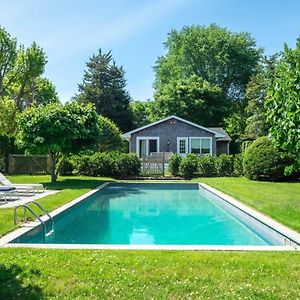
left=123, top=116, right=231, bottom=158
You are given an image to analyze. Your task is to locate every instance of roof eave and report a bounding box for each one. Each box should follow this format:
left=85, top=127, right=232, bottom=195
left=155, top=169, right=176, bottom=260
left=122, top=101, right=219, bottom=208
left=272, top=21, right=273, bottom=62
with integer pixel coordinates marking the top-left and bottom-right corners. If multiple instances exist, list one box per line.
left=122, top=115, right=226, bottom=138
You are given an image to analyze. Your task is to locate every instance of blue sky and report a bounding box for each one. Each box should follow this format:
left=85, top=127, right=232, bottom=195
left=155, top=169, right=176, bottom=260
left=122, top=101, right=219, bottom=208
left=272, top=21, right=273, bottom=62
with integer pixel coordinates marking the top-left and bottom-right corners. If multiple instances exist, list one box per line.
left=1, top=0, right=300, bottom=102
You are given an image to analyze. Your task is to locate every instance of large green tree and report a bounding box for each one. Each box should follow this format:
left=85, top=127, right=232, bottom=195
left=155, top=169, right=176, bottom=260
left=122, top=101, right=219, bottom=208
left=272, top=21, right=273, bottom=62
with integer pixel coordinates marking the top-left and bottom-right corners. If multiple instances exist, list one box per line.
left=0, top=27, right=56, bottom=111
left=130, top=100, right=156, bottom=128
left=153, top=75, right=226, bottom=126
left=13, top=42, right=47, bottom=109
left=244, top=55, right=279, bottom=139
left=75, top=49, right=132, bottom=132
left=17, top=103, right=100, bottom=182
left=0, top=27, right=18, bottom=98
left=266, top=39, right=300, bottom=174
left=154, top=24, right=262, bottom=107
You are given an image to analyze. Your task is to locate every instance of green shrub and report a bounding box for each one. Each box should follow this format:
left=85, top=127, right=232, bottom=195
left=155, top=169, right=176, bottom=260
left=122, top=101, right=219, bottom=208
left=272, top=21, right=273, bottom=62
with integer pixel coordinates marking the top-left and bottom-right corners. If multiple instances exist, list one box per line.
left=198, top=155, right=217, bottom=177
left=179, top=154, right=198, bottom=179
left=233, top=153, right=244, bottom=176
left=215, top=154, right=234, bottom=176
left=98, top=115, right=124, bottom=152
left=177, top=154, right=237, bottom=178
left=58, top=157, right=75, bottom=176
left=243, top=137, right=290, bottom=181
left=114, top=153, right=141, bottom=178
left=168, top=154, right=182, bottom=176
left=90, top=152, right=116, bottom=177
left=75, top=152, right=140, bottom=178
left=74, top=155, right=93, bottom=175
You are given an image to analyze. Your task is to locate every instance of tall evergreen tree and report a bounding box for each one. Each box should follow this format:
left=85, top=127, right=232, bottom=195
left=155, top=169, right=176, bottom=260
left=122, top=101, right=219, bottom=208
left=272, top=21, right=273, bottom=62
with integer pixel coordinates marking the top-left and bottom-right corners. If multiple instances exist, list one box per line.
left=75, top=49, right=132, bottom=132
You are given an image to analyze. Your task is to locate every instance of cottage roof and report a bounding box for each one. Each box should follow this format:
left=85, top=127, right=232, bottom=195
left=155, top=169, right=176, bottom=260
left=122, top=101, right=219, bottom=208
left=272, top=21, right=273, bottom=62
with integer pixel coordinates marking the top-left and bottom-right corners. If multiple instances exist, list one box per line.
left=208, top=127, right=232, bottom=141
left=123, top=115, right=227, bottom=139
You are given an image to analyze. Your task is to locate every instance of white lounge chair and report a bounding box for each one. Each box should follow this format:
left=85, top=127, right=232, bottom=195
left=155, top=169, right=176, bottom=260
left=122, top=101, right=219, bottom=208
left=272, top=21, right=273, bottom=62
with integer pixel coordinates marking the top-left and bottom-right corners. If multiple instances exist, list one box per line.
left=0, top=186, right=19, bottom=203
left=0, top=172, right=44, bottom=195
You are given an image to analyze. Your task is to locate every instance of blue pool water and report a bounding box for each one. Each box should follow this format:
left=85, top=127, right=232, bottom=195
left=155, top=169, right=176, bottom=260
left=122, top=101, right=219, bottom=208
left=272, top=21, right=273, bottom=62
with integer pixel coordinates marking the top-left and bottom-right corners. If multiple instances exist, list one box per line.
left=12, top=183, right=278, bottom=245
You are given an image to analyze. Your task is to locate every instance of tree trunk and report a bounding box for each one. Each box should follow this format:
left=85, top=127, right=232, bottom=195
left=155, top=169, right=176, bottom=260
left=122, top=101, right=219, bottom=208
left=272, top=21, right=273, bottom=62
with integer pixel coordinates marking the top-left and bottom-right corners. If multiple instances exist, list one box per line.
left=16, top=82, right=25, bottom=110
left=49, top=152, right=59, bottom=183
left=28, top=79, right=36, bottom=106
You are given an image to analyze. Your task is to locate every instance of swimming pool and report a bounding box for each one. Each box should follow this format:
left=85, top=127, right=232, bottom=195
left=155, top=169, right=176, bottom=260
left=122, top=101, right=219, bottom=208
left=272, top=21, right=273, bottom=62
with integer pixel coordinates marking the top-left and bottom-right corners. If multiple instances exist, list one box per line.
left=8, top=183, right=299, bottom=248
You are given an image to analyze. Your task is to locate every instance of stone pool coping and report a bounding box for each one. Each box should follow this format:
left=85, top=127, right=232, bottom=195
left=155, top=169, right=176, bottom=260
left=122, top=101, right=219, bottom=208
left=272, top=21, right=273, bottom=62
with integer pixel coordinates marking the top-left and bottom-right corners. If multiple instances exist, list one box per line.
left=1, top=182, right=299, bottom=251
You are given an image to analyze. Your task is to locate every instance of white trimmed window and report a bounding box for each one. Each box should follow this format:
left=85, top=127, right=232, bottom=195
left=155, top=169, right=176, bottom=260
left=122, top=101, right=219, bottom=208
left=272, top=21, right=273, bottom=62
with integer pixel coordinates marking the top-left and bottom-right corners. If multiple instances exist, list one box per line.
left=190, top=137, right=212, bottom=155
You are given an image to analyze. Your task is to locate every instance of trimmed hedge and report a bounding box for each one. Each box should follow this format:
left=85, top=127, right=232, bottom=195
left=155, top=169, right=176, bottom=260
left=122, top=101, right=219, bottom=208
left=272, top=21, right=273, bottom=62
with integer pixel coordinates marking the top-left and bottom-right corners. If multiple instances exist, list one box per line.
left=215, top=154, right=234, bottom=176
left=233, top=153, right=244, bottom=176
left=198, top=155, right=218, bottom=177
left=179, top=154, right=199, bottom=179
left=243, top=137, right=291, bottom=181
left=58, top=157, right=75, bottom=176
left=168, top=154, right=182, bottom=176
left=59, top=152, right=140, bottom=178
left=174, top=154, right=237, bottom=179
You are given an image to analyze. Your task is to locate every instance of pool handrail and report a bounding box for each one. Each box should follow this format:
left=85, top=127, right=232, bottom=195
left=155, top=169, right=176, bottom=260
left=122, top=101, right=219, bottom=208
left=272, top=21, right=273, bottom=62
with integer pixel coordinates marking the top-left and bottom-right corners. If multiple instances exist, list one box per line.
left=14, top=201, right=54, bottom=241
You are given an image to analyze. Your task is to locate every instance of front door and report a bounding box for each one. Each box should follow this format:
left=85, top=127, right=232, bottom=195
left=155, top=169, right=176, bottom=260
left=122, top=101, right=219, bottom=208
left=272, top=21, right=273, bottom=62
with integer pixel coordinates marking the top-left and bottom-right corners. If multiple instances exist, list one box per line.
left=177, top=137, right=188, bottom=157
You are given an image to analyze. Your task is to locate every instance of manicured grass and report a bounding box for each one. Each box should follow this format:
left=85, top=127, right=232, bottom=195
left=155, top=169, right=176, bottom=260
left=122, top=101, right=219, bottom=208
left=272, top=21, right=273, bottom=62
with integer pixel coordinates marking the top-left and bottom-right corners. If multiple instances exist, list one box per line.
left=0, top=175, right=113, bottom=237
left=0, top=249, right=299, bottom=299
left=0, top=176, right=300, bottom=299
left=194, top=177, right=300, bottom=232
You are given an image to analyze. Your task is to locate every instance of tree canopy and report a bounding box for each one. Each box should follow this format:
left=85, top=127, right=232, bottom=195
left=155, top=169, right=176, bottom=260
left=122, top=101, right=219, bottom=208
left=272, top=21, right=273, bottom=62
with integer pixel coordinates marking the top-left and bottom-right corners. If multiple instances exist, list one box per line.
left=244, top=55, right=279, bottom=140
left=34, top=77, right=59, bottom=106
left=154, top=24, right=262, bottom=106
left=0, top=97, right=18, bottom=136
left=14, top=42, right=47, bottom=109
left=75, top=49, right=132, bottom=132
left=98, top=115, right=124, bottom=152
left=17, top=102, right=100, bottom=182
left=0, top=26, right=18, bottom=97
left=266, top=39, right=300, bottom=174
left=153, top=75, right=226, bottom=126
left=0, top=26, right=56, bottom=113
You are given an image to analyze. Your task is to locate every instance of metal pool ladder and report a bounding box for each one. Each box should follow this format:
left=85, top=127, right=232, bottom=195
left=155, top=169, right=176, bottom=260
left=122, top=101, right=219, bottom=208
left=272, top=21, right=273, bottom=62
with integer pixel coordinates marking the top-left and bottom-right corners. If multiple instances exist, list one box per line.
left=14, top=200, right=54, bottom=240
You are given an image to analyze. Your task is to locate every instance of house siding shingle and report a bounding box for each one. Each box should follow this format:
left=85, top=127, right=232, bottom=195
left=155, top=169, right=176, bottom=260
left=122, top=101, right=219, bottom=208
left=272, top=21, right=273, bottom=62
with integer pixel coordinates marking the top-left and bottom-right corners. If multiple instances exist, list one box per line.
left=130, top=117, right=216, bottom=155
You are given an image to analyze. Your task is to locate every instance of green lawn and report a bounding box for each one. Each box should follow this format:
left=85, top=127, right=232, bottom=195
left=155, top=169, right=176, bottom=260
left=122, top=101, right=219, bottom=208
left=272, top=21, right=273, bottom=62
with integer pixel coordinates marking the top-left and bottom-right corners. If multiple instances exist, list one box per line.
left=0, top=249, right=299, bottom=299
left=0, top=175, right=300, bottom=299
left=192, top=177, right=300, bottom=232
left=0, top=175, right=113, bottom=237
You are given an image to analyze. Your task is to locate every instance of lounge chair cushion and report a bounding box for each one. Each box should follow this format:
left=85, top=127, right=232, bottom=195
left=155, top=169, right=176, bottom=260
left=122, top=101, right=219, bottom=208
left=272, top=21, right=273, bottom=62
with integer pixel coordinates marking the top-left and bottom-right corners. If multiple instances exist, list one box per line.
left=0, top=186, right=16, bottom=191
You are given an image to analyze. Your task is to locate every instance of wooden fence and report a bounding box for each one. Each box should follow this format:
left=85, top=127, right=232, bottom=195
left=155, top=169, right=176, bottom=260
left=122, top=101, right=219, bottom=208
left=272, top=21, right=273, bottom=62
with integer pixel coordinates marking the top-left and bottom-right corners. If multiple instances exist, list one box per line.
left=8, top=154, right=51, bottom=175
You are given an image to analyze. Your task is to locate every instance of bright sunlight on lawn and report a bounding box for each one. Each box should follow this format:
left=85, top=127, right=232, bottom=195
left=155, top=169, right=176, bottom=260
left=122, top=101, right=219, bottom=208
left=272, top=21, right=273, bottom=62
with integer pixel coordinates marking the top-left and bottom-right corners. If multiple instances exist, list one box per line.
left=194, top=177, right=300, bottom=232
left=0, top=249, right=300, bottom=299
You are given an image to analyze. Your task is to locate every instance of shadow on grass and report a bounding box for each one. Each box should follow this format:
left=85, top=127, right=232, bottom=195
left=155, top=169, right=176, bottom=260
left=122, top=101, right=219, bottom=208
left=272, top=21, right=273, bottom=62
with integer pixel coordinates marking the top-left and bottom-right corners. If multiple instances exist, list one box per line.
left=0, top=264, right=44, bottom=300
left=42, top=178, right=115, bottom=191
